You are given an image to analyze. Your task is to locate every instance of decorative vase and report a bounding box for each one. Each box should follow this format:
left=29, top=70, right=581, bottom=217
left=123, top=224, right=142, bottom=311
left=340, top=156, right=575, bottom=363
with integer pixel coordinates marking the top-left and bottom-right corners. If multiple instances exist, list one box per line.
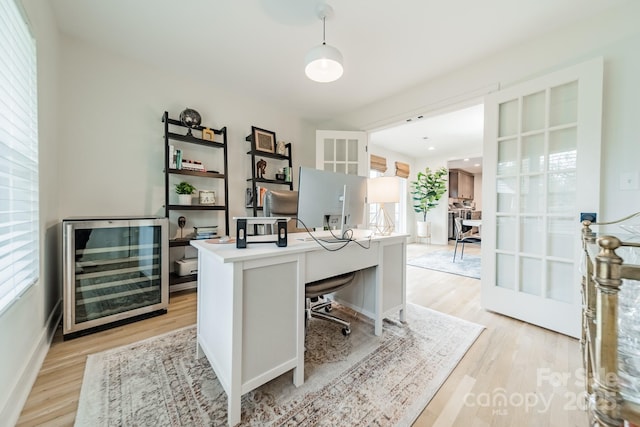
left=178, top=194, right=192, bottom=205
left=179, top=108, right=201, bottom=136
left=417, top=221, right=431, bottom=238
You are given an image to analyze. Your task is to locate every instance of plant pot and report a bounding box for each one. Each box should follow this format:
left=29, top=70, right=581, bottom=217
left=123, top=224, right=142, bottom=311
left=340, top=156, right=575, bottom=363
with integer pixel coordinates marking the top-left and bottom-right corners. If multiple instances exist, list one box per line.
left=416, top=221, right=431, bottom=238
left=178, top=194, right=192, bottom=205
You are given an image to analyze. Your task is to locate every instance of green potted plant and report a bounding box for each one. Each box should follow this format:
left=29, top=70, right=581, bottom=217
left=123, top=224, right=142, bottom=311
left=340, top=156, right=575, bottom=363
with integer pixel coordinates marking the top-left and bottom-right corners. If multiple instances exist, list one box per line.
left=175, top=181, right=196, bottom=205
left=410, top=167, right=448, bottom=238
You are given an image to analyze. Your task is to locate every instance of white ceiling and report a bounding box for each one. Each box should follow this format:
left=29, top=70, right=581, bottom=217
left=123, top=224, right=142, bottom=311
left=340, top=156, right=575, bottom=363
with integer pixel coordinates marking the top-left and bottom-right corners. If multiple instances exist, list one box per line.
left=49, top=0, right=629, bottom=125
left=49, top=0, right=630, bottom=171
left=369, top=104, right=485, bottom=167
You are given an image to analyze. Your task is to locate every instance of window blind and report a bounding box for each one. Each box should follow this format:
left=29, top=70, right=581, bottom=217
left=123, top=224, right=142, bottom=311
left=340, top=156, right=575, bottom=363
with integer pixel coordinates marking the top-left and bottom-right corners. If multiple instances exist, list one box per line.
left=0, top=0, right=39, bottom=314
left=395, top=161, right=410, bottom=178
left=370, top=154, right=387, bottom=173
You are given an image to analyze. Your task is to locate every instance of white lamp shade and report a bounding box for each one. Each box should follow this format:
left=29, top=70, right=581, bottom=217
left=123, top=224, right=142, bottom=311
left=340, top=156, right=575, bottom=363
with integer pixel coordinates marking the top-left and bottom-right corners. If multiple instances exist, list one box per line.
left=368, top=176, right=400, bottom=204
left=305, top=43, right=344, bottom=83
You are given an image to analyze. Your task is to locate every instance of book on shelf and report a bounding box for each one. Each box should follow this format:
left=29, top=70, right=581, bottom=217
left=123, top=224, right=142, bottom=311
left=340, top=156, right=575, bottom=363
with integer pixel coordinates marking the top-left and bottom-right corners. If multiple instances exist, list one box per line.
left=195, top=233, right=217, bottom=240
left=245, top=186, right=268, bottom=208
left=169, top=160, right=207, bottom=172
left=194, top=226, right=218, bottom=234
left=175, top=149, right=183, bottom=170
left=245, top=187, right=254, bottom=207
left=257, top=186, right=267, bottom=207
left=169, top=145, right=176, bottom=169
left=180, top=160, right=205, bottom=171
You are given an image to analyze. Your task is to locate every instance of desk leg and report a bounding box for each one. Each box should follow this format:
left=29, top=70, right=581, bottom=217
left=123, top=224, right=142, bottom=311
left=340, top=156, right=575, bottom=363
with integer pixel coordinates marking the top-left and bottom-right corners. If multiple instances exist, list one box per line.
left=293, top=365, right=304, bottom=387
left=375, top=318, right=383, bottom=336
left=375, top=255, right=383, bottom=337
left=228, top=393, right=241, bottom=426
left=294, top=254, right=305, bottom=387
left=196, top=342, right=204, bottom=359
left=228, top=263, right=243, bottom=427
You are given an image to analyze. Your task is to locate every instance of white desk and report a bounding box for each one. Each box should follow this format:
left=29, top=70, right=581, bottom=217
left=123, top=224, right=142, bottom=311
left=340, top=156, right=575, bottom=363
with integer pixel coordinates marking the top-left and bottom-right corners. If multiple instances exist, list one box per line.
left=190, top=232, right=407, bottom=426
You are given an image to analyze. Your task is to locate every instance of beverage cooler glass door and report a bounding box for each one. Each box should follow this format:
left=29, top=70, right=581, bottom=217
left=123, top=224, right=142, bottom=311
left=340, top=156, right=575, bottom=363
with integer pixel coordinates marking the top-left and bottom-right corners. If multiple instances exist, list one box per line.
left=63, top=218, right=169, bottom=336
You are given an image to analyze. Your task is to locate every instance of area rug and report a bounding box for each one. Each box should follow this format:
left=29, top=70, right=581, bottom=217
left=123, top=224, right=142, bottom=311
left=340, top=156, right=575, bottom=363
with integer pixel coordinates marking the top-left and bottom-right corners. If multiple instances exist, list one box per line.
left=75, top=303, right=483, bottom=427
left=407, top=250, right=481, bottom=279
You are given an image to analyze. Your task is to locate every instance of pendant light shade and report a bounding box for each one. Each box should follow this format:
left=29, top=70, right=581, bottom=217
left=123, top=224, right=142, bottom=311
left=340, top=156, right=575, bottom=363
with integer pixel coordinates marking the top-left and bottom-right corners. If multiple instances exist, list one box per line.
left=305, top=43, right=343, bottom=83
left=305, top=3, right=343, bottom=83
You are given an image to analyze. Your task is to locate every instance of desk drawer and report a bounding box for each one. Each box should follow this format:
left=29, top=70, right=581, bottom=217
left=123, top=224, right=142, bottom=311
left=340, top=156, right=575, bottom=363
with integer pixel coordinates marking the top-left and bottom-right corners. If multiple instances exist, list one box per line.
left=305, top=243, right=379, bottom=283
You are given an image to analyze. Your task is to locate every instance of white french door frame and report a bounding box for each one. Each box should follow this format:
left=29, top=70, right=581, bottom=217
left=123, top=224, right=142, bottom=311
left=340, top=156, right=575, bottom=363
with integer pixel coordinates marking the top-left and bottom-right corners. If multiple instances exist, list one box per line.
left=481, top=57, right=603, bottom=338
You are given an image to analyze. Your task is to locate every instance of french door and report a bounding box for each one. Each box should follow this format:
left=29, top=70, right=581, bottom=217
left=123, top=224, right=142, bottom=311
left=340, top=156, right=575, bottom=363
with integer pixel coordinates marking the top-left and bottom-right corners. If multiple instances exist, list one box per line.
left=481, top=58, right=603, bottom=338
left=315, top=130, right=368, bottom=177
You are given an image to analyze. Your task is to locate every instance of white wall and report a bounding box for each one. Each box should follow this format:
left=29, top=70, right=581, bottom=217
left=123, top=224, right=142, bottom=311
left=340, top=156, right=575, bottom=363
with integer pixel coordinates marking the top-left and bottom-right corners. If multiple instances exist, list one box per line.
left=334, top=1, right=640, bottom=234
left=57, top=35, right=316, bottom=230
left=0, top=1, right=61, bottom=424
left=2, top=19, right=318, bottom=423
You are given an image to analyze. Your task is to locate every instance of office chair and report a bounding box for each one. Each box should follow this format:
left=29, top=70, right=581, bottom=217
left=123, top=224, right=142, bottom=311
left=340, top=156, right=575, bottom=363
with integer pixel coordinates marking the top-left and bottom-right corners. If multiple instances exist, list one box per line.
left=453, top=216, right=481, bottom=262
left=264, top=189, right=355, bottom=335
left=263, top=190, right=304, bottom=234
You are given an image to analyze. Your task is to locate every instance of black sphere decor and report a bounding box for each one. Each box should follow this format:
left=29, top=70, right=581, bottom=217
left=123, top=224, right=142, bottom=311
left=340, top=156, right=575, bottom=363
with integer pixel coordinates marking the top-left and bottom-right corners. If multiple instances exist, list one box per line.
left=179, top=108, right=201, bottom=136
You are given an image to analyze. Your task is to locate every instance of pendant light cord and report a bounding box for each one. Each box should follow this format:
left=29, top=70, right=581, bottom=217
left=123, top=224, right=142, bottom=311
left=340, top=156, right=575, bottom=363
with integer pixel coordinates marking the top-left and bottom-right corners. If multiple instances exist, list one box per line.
left=322, top=16, right=326, bottom=45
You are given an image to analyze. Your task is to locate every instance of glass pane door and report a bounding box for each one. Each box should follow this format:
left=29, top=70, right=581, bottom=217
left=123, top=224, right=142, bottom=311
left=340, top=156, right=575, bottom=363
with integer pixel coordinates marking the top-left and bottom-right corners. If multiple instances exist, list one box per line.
left=316, top=130, right=368, bottom=177
left=482, top=58, right=603, bottom=338
left=74, top=224, right=163, bottom=323
left=494, top=82, right=578, bottom=301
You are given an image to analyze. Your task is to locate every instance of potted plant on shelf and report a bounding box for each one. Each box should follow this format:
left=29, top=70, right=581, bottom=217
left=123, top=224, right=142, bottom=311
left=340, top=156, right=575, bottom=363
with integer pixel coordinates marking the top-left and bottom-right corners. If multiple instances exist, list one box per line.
left=175, top=181, right=196, bottom=205
left=410, top=167, right=448, bottom=238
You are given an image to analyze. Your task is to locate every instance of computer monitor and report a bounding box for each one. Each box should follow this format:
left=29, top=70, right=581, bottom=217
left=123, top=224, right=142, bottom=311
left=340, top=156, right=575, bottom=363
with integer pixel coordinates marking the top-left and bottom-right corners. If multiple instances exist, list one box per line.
left=297, top=166, right=367, bottom=238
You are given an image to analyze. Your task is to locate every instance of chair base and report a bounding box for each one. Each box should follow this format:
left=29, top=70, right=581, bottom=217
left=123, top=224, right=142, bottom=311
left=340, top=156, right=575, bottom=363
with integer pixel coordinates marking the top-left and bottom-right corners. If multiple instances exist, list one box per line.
left=306, top=297, right=351, bottom=336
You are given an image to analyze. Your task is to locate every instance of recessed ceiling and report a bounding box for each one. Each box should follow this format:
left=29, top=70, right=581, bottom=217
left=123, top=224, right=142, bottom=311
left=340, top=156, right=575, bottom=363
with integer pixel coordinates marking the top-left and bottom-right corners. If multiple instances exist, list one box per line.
left=48, top=0, right=631, bottom=122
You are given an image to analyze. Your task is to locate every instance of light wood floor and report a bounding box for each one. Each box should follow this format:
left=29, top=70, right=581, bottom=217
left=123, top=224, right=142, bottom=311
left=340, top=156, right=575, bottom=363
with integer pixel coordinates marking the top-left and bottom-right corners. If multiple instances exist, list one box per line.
left=16, top=243, right=587, bottom=426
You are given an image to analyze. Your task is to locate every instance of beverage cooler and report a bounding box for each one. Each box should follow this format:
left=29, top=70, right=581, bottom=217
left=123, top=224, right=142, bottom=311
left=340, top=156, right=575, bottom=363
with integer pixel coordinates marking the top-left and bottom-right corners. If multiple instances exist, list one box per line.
left=62, top=217, right=169, bottom=339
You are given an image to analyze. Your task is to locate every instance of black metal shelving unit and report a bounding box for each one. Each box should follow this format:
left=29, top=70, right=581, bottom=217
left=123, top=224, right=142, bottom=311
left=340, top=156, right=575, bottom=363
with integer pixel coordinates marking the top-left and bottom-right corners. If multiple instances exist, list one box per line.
left=245, top=130, right=293, bottom=219
left=162, top=111, right=229, bottom=288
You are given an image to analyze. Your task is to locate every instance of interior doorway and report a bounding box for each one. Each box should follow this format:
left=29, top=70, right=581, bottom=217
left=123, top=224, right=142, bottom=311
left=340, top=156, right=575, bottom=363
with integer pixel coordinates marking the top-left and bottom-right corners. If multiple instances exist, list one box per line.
left=447, top=157, right=483, bottom=241
left=368, top=103, right=484, bottom=246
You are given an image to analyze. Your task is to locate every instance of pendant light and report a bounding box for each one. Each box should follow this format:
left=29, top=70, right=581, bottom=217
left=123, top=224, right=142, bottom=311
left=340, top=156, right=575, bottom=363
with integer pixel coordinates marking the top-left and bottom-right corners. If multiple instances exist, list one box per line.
left=305, top=4, right=343, bottom=83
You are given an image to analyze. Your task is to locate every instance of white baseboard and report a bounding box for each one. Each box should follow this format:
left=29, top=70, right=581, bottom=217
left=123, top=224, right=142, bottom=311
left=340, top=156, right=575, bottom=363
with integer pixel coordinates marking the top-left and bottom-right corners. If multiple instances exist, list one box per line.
left=1, top=299, right=62, bottom=426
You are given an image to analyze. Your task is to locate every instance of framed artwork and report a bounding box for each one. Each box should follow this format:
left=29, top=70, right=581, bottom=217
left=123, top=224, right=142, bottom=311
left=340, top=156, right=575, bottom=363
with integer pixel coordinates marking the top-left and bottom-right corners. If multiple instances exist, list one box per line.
left=245, top=187, right=254, bottom=207
left=202, top=128, right=215, bottom=141
left=252, top=126, right=276, bottom=153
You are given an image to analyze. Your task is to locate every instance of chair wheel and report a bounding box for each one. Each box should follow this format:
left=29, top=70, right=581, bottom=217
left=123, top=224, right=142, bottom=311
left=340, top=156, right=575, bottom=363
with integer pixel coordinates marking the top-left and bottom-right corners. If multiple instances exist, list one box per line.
left=342, top=327, right=351, bottom=336
left=324, top=304, right=332, bottom=312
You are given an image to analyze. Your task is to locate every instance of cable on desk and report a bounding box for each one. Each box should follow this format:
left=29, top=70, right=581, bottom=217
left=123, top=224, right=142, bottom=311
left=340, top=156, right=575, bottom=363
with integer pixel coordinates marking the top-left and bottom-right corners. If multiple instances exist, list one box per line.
left=294, top=218, right=371, bottom=251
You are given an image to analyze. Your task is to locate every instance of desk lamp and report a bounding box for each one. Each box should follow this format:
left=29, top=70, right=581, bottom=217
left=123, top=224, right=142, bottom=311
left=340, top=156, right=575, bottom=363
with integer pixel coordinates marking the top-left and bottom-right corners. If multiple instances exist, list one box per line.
left=368, top=176, right=400, bottom=236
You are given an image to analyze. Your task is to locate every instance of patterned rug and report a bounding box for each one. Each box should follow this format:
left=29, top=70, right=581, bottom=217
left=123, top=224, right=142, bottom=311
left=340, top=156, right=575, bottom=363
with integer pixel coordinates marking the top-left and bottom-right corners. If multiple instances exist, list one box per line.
left=407, top=250, right=481, bottom=279
left=75, top=303, right=483, bottom=426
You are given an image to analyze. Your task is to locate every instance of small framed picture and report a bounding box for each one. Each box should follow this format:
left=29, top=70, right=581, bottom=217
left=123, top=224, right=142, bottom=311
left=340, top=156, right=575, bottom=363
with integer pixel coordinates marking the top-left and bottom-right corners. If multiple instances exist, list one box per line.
left=252, top=126, right=276, bottom=153
left=245, top=187, right=254, bottom=207
left=202, top=128, right=215, bottom=141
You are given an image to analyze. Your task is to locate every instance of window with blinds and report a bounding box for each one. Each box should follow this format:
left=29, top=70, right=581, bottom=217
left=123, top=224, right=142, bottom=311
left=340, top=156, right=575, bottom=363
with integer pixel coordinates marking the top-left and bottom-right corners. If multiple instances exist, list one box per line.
left=0, top=0, right=39, bottom=314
